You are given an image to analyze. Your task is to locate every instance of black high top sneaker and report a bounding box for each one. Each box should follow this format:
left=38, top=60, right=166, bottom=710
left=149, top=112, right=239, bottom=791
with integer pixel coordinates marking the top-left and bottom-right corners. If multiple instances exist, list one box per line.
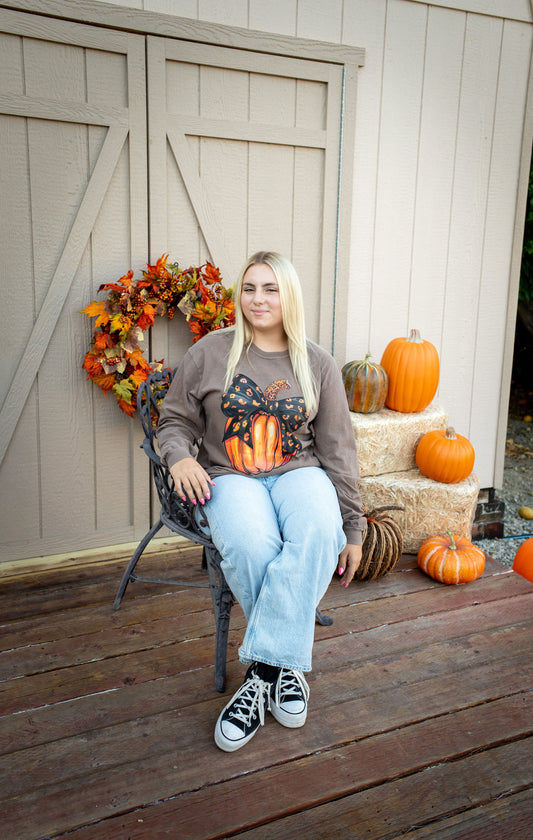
left=214, top=662, right=278, bottom=752
left=270, top=668, right=309, bottom=728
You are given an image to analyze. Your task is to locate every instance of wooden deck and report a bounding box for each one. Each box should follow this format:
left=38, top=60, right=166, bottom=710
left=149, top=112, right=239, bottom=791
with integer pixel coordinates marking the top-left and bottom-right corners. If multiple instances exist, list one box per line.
left=1, top=543, right=532, bottom=840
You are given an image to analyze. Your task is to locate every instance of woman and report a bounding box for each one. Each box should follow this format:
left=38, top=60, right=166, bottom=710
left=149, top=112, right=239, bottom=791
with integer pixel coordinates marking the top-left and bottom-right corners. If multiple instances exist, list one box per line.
left=157, top=251, right=365, bottom=752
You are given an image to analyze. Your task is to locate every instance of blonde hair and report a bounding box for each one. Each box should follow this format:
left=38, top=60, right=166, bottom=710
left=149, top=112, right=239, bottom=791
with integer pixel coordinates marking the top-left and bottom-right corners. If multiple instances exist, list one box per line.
left=224, top=251, right=317, bottom=413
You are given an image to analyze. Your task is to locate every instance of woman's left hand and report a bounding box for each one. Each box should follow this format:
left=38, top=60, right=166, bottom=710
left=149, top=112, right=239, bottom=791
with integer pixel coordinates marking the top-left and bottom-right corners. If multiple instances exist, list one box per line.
left=337, top=543, right=362, bottom=588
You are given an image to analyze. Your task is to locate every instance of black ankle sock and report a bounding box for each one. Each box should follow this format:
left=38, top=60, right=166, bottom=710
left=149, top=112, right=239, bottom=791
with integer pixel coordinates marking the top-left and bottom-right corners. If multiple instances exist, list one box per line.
left=250, top=661, right=280, bottom=684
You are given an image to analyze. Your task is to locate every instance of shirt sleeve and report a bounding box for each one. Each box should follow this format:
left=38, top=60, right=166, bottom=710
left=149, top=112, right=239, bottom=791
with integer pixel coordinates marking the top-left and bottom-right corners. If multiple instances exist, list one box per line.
left=156, top=350, right=206, bottom=470
left=311, top=351, right=366, bottom=545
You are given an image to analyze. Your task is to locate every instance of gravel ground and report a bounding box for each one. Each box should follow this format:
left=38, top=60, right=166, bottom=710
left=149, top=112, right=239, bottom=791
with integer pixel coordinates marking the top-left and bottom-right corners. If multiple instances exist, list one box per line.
left=475, top=416, right=533, bottom=567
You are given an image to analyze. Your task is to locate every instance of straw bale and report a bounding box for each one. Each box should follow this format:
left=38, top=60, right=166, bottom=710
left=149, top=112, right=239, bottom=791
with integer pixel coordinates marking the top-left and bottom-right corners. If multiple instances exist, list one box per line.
left=358, top=469, right=480, bottom=553
left=350, top=402, right=448, bottom=477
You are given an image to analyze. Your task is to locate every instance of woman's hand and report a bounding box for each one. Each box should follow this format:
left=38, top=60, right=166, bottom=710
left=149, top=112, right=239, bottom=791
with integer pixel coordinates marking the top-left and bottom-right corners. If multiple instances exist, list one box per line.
left=169, top=457, right=215, bottom=506
left=337, top=543, right=362, bottom=588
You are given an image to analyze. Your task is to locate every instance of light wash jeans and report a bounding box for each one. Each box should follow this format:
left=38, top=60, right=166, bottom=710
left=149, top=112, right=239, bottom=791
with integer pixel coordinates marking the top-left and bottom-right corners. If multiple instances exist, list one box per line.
left=199, top=466, right=346, bottom=672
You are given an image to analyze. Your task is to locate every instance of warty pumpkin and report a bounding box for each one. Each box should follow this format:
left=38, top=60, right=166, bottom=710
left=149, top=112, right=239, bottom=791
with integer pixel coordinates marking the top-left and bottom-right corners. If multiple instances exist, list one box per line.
left=512, top=537, right=533, bottom=583
left=417, top=531, right=485, bottom=584
left=356, top=506, right=404, bottom=581
left=341, top=353, right=389, bottom=414
left=380, top=328, right=439, bottom=413
left=415, top=426, right=475, bottom=483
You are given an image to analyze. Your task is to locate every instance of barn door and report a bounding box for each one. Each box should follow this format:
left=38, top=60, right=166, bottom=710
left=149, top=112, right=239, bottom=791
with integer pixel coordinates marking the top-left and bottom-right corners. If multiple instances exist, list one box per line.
left=146, top=36, right=345, bottom=366
left=0, top=11, right=148, bottom=561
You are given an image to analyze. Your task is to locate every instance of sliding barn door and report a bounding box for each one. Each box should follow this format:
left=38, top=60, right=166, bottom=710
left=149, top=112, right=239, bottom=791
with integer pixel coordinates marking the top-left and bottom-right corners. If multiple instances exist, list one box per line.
left=0, top=11, right=148, bottom=561
left=147, top=36, right=345, bottom=366
left=0, top=14, right=350, bottom=563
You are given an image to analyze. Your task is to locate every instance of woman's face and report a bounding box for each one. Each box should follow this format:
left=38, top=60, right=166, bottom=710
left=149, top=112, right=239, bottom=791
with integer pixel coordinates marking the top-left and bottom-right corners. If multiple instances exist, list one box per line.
left=240, top=263, right=285, bottom=339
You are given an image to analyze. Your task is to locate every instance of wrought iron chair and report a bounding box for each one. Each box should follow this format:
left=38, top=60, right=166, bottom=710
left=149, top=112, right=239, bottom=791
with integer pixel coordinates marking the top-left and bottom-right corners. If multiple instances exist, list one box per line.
left=113, top=367, right=333, bottom=693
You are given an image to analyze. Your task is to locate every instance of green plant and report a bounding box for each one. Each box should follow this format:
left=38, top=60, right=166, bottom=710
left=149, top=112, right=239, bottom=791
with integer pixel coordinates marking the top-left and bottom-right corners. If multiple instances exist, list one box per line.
left=519, top=153, right=533, bottom=305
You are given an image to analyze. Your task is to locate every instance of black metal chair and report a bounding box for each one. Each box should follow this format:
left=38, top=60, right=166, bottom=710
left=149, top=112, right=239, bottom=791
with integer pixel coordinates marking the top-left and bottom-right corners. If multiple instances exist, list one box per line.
left=113, top=367, right=333, bottom=693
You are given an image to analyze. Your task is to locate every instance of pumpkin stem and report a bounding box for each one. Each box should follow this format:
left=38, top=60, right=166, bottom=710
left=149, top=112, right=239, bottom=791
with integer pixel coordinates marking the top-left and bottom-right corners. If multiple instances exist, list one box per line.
left=445, top=427, right=457, bottom=439
left=407, top=328, right=424, bottom=344
left=363, top=352, right=373, bottom=363
left=447, top=530, right=457, bottom=550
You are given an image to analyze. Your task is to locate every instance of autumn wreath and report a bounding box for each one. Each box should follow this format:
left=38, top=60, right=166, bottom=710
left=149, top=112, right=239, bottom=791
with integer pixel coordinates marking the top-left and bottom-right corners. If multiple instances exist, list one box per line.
left=81, top=255, right=235, bottom=415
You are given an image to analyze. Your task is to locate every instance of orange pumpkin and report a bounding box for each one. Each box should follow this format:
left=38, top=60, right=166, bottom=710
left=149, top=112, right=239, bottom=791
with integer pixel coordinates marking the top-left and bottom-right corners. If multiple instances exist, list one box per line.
left=341, top=353, right=389, bottom=413
left=224, top=414, right=290, bottom=474
left=417, top=531, right=485, bottom=584
left=380, top=328, right=439, bottom=412
left=416, top=426, right=475, bottom=483
left=512, top=537, right=533, bottom=583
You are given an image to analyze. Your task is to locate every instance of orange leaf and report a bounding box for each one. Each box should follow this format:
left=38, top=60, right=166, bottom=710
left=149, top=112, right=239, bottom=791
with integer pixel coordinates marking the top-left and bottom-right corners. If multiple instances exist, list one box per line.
left=117, top=396, right=136, bottom=416
left=91, top=373, right=116, bottom=391
left=131, top=368, right=149, bottom=386
left=128, top=348, right=151, bottom=370
left=82, top=353, right=104, bottom=377
left=93, top=330, right=115, bottom=350
left=203, top=262, right=222, bottom=284
left=80, top=301, right=106, bottom=318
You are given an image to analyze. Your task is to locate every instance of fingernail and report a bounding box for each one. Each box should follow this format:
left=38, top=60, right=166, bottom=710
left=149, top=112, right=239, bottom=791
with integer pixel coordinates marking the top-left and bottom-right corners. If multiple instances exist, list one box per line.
left=206, top=492, right=211, bottom=500
left=200, top=498, right=205, bottom=505
left=181, top=496, right=187, bottom=502
left=338, top=567, right=344, bottom=576
left=192, top=499, right=197, bottom=505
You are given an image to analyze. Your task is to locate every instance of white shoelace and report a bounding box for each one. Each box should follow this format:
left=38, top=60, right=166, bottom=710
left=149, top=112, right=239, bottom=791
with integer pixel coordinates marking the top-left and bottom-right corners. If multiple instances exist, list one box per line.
left=277, top=669, right=310, bottom=704
left=228, top=675, right=271, bottom=727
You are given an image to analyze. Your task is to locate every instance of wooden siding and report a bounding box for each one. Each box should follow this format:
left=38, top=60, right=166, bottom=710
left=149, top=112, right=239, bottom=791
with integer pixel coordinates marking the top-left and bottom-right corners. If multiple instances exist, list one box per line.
left=0, top=4, right=359, bottom=562
left=10, top=0, right=529, bottom=489
left=0, top=12, right=149, bottom=561
left=147, top=36, right=346, bottom=364
left=1, top=0, right=532, bottom=562
left=342, top=1, right=532, bottom=489
left=137, top=0, right=532, bottom=487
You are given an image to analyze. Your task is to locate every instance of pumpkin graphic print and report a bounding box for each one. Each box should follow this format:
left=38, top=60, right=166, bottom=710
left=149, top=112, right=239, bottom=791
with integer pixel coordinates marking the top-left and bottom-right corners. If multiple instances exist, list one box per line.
left=221, top=375, right=308, bottom=474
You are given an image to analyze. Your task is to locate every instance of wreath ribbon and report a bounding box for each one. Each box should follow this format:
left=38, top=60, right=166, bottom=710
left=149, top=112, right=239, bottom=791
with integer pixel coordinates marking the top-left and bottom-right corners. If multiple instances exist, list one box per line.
left=221, top=375, right=308, bottom=457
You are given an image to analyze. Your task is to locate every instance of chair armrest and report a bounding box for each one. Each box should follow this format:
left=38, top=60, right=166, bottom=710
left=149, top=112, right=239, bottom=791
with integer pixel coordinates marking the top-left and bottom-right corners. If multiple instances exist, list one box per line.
left=141, top=438, right=162, bottom=465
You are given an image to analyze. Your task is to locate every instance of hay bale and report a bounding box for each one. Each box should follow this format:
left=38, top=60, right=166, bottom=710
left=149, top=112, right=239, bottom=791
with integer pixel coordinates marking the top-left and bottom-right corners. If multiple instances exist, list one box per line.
left=350, top=402, right=448, bottom=477
left=358, top=469, right=480, bottom=553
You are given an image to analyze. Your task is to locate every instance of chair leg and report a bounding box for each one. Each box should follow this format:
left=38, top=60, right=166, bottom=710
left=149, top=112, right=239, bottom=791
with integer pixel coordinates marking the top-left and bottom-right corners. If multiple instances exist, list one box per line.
left=315, top=606, right=333, bottom=626
left=113, top=519, right=164, bottom=610
left=214, top=587, right=235, bottom=692
left=205, top=546, right=235, bottom=692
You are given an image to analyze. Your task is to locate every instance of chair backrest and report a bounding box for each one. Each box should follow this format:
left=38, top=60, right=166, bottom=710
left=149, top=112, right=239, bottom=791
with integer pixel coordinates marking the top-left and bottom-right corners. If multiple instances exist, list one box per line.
left=137, top=368, right=213, bottom=546
left=137, top=366, right=174, bottom=450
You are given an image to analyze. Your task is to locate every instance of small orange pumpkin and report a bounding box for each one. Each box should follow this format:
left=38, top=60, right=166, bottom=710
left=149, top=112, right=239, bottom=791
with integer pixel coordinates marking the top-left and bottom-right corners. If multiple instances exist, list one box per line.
left=341, top=353, right=389, bottom=414
left=380, top=328, right=439, bottom=413
left=512, top=537, right=533, bottom=583
left=224, top=414, right=290, bottom=474
left=417, top=531, right=485, bottom=584
left=416, top=426, right=475, bottom=483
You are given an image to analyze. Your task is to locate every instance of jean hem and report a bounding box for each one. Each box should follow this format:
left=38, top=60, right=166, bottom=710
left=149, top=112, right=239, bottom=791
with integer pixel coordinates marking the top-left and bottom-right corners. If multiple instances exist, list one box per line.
left=239, top=648, right=311, bottom=673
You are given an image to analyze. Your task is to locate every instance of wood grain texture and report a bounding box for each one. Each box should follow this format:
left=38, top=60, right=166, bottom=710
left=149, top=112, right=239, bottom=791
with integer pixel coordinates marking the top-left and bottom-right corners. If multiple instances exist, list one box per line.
left=0, top=547, right=531, bottom=839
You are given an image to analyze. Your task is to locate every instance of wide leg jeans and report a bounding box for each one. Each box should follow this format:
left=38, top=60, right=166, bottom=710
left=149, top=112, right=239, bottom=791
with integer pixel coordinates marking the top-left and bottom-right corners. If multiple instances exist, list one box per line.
left=201, top=466, right=346, bottom=672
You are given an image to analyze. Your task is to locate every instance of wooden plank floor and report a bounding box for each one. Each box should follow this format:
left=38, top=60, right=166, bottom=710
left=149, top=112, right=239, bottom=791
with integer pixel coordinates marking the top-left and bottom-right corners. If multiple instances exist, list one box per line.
left=1, top=543, right=532, bottom=840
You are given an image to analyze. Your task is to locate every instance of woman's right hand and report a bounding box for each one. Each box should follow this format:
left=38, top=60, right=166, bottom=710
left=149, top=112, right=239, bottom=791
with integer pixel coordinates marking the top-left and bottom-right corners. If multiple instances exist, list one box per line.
left=169, top=457, right=215, bottom=506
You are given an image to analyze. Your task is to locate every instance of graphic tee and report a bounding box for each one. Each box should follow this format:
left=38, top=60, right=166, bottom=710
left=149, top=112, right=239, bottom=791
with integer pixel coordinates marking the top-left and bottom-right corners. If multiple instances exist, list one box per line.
left=222, top=374, right=307, bottom=474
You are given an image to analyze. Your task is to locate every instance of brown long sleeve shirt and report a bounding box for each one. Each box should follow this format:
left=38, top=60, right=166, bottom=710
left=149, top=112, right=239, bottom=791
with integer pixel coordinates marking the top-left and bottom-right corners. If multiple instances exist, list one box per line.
left=157, top=328, right=365, bottom=544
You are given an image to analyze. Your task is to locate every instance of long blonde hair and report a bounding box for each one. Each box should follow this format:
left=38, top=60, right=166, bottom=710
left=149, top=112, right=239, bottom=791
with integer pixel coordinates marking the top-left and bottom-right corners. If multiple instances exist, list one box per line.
left=224, top=251, right=317, bottom=414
